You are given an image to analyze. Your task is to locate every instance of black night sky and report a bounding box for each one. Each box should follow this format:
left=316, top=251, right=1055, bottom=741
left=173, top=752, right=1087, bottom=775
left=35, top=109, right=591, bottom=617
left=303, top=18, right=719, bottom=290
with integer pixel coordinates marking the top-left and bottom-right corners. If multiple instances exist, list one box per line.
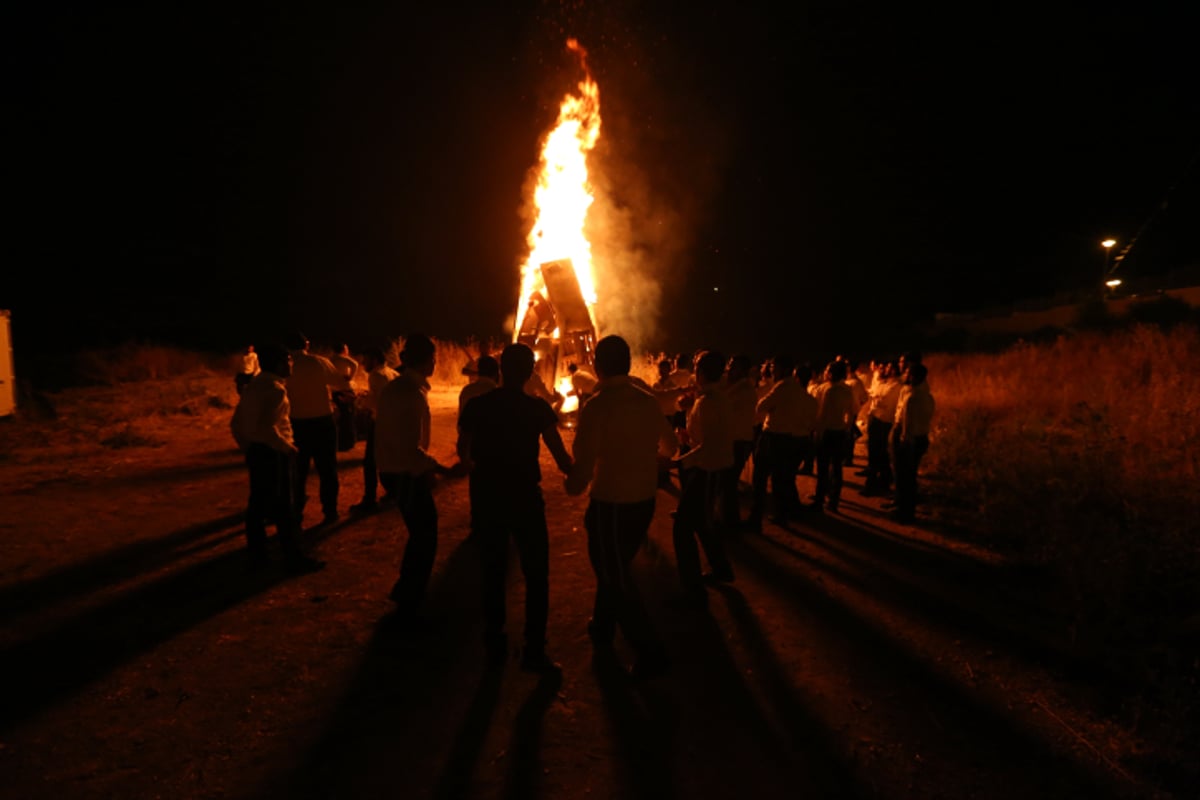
left=8, top=2, right=1199, bottom=359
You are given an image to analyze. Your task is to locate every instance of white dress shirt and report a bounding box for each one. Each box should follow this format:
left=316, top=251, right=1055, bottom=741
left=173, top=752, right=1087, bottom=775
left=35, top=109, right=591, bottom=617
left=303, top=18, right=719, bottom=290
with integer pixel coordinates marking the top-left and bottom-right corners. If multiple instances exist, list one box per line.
left=362, top=364, right=398, bottom=415
left=375, top=369, right=440, bottom=475
left=680, top=385, right=735, bottom=471
left=724, top=377, right=758, bottom=443
left=565, top=376, right=678, bottom=503
left=868, top=377, right=902, bottom=423
left=895, top=382, right=935, bottom=441
left=231, top=371, right=297, bottom=455
left=756, top=378, right=817, bottom=437
left=814, top=381, right=856, bottom=434
left=286, top=351, right=342, bottom=419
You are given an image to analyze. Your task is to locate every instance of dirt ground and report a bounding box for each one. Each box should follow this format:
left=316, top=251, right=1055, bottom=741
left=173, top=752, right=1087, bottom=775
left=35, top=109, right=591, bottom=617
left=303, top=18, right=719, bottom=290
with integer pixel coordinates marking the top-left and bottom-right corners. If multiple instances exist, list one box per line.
left=0, top=378, right=1185, bottom=799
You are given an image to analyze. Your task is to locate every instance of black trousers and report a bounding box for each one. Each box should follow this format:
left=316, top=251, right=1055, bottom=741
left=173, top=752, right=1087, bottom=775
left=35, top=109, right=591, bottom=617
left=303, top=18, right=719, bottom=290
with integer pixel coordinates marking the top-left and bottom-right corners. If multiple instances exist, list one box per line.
left=815, top=429, right=848, bottom=506
left=750, top=431, right=806, bottom=521
left=244, top=444, right=300, bottom=554
left=292, top=414, right=339, bottom=518
left=865, top=417, right=894, bottom=490
left=721, top=439, right=755, bottom=526
left=360, top=417, right=379, bottom=502
left=333, top=390, right=357, bottom=452
left=380, top=471, right=439, bottom=615
left=673, top=467, right=733, bottom=587
left=475, top=487, right=550, bottom=650
left=585, top=498, right=664, bottom=660
left=892, top=434, right=929, bottom=519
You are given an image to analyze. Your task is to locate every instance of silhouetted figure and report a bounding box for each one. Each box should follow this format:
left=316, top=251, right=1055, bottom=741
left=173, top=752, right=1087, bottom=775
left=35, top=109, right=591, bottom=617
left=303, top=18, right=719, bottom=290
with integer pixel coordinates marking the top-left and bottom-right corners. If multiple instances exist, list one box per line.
left=844, top=359, right=868, bottom=465
left=286, top=332, right=345, bottom=526
left=890, top=362, right=935, bottom=524
left=565, top=335, right=676, bottom=679
left=350, top=347, right=397, bottom=513
left=457, top=355, right=499, bottom=544
left=230, top=344, right=324, bottom=573
left=457, top=344, right=572, bottom=672
left=811, top=360, right=856, bottom=513
left=375, top=334, right=457, bottom=623
left=330, top=343, right=359, bottom=452
left=672, top=350, right=736, bottom=601
left=749, top=357, right=816, bottom=529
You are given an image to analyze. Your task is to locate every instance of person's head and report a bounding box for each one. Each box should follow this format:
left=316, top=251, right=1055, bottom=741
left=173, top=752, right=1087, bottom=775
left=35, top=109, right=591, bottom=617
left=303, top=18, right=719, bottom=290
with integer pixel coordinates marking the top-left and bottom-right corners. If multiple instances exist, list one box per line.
left=476, top=355, right=500, bottom=382
left=285, top=332, right=310, bottom=353
left=899, top=350, right=923, bottom=374
left=567, top=362, right=578, bottom=374
left=828, top=360, right=848, bottom=382
left=906, top=363, right=928, bottom=386
left=595, top=335, right=632, bottom=379
left=362, top=346, right=387, bottom=371
left=674, top=352, right=690, bottom=371
left=772, top=355, right=795, bottom=381
left=245, top=344, right=255, bottom=355
left=499, top=344, right=535, bottom=388
left=694, top=350, right=726, bottom=386
left=257, top=344, right=292, bottom=377
left=399, top=334, right=437, bottom=377
left=794, top=364, right=813, bottom=385
left=657, top=358, right=672, bottom=380
left=726, top=354, right=751, bottom=382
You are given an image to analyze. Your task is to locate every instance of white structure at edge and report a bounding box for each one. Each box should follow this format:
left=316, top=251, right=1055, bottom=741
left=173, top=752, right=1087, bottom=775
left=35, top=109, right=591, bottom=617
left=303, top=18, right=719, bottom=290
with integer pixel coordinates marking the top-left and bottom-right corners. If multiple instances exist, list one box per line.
left=0, top=310, right=14, bottom=417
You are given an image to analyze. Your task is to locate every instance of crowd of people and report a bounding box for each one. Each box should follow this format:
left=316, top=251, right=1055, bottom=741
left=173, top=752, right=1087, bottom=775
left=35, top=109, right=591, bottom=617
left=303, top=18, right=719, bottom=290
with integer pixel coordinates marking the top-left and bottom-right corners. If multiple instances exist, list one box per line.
left=229, top=332, right=935, bottom=678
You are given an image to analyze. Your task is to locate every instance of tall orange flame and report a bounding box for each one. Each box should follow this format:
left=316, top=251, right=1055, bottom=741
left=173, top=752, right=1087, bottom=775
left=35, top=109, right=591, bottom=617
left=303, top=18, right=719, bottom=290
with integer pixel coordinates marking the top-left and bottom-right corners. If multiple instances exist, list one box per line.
left=513, top=38, right=601, bottom=340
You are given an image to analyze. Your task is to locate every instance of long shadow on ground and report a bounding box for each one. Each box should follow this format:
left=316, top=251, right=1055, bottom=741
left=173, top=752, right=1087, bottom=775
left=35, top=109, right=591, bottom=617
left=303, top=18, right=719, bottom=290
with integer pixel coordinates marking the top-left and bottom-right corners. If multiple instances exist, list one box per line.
left=0, top=512, right=245, bottom=624
left=0, top=517, right=356, bottom=732
left=727, top=534, right=1128, bottom=798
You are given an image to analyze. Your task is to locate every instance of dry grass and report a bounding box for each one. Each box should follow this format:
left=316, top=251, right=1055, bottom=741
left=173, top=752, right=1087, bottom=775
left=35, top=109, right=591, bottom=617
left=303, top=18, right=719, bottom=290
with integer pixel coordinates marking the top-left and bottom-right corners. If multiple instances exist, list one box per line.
left=925, top=324, right=1200, bottom=701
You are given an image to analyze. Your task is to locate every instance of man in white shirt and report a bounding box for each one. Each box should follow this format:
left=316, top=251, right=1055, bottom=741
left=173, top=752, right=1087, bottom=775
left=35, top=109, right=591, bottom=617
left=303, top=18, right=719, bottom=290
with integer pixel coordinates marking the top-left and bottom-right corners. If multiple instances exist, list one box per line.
left=330, top=343, right=360, bottom=453
left=673, top=350, right=736, bottom=599
left=566, top=335, right=676, bottom=678
left=749, top=358, right=817, bottom=529
left=862, top=361, right=901, bottom=496
left=721, top=354, right=758, bottom=529
left=456, top=355, right=499, bottom=543
left=231, top=344, right=324, bottom=573
left=811, top=360, right=856, bottom=513
left=350, top=347, right=397, bottom=513
left=890, top=363, right=935, bottom=524
left=375, top=334, right=457, bottom=621
left=844, top=360, right=869, bottom=466
left=235, top=345, right=260, bottom=396
left=286, top=333, right=346, bottom=526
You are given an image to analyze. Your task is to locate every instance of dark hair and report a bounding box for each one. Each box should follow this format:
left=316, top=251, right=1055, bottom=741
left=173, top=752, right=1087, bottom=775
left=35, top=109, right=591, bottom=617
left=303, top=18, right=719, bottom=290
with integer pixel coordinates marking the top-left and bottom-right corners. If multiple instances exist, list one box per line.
left=400, top=334, right=436, bottom=367
left=364, top=346, right=387, bottom=365
left=795, top=364, right=813, bottom=384
left=773, top=355, right=795, bottom=379
left=476, top=355, right=500, bottom=380
left=695, top=350, right=726, bottom=383
left=595, top=335, right=632, bottom=377
left=828, top=360, right=847, bottom=381
left=728, top=354, right=752, bottom=375
left=499, top=344, right=535, bottom=386
left=909, top=363, right=928, bottom=384
left=285, top=332, right=309, bottom=351
left=258, top=343, right=290, bottom=374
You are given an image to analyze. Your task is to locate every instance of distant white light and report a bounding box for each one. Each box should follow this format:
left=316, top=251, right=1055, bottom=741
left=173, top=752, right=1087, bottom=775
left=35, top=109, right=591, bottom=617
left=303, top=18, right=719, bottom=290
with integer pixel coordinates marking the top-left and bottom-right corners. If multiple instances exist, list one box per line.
left=1101, top=239, right=1117, bottom=249
left=713, top=286, right=719, bottom=292
left=1105, top=279, right=1122, bottom=288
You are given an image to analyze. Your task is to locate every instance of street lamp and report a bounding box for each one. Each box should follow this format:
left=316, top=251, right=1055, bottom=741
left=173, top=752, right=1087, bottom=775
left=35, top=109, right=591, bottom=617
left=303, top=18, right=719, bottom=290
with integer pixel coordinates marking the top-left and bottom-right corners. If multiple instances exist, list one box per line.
left=1100, top=239, right=1117, bottom=298
left=1101, top=239, right=1117, bottom=275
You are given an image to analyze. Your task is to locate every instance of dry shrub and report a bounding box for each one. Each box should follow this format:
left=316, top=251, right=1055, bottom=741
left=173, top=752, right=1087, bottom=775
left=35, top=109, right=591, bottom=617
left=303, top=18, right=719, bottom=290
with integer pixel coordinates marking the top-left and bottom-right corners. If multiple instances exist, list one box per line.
left=76, top=343, right=220, bottom=385
left=926, top=324, right=1200, bottom=666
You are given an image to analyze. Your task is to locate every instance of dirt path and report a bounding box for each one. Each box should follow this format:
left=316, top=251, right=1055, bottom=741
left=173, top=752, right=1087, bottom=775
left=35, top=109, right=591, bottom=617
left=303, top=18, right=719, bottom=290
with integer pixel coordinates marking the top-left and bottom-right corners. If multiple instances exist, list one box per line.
left=0, top=388, right=1172, bottom=799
